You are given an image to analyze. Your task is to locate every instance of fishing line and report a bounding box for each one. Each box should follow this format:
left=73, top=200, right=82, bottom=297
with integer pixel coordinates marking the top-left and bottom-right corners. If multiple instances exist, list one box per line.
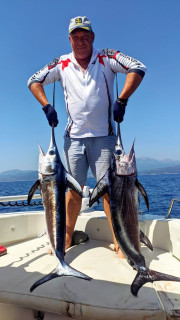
left=53, top=81, right=55, bottom=110
left=115, top=74, right=123, bottom=149
left=116, top=73, right=119, bottom=99
left=52, top=81, right=56, bottom=132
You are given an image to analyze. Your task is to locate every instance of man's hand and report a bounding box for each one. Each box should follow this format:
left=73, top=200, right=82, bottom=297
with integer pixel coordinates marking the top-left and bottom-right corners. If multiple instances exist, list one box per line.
left=113, top=98, right=128, bottom=123
left=42, top=104, right=59, bottom=127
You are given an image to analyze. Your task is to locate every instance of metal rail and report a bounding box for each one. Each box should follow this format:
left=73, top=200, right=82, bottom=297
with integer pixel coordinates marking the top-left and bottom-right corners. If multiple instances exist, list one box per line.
left=0, top=194, right=42, bottom=207
left=0, top=190, right=91, bottom=209
left=166, top=198, right=180, bottom=219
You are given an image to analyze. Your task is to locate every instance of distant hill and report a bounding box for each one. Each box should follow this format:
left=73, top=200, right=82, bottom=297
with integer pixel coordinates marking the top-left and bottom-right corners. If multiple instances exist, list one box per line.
left=140, top=164, right=180, bottom=175
left=0, top=169, right=38, bottom=182
left=0, top=158, right=180, bottom=181
left=136, top=158, right=180, bottom=172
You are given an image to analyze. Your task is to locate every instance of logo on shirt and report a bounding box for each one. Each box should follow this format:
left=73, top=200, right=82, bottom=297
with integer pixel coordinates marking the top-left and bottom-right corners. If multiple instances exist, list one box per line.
left=104, top=49, right=119, bottom=58
left=60, top=58, right=71, bottom=71
left=48, top=57, right=60, bottom=70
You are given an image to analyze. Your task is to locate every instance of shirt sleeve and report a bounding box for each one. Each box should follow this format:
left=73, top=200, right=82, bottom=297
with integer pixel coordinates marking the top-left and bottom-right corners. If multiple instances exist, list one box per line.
left=27, top=57, right=61, bottom=89
left=104, top=49, right=147, bottom=78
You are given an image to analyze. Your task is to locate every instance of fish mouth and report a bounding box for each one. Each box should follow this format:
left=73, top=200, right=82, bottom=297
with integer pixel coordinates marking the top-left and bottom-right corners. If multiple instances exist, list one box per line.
left=39, top=170, right=58, bottom=177
left=38, top=163, right=58, bottom=176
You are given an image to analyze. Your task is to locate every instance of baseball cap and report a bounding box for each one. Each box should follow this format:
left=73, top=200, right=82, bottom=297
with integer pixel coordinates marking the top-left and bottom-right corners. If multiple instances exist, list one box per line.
left=69, top=16, right=92, bottom=34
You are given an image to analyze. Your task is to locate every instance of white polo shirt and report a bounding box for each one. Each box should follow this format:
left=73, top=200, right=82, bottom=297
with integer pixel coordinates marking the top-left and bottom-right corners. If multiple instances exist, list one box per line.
left=28, top=48, right=146, bottom=138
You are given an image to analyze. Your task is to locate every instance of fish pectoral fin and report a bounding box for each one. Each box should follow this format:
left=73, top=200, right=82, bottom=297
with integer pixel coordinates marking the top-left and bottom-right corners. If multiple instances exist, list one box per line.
left=140, top=230, right=153, bottom=251
left=66, top=173, right=83, bottom=197
left=131, top=267, right=180, bottom=296
left=89, top=175, right=108, bottom=207
left=135, top=179, right=149, bottom=210
left=27, top=179, right=40, bottom=205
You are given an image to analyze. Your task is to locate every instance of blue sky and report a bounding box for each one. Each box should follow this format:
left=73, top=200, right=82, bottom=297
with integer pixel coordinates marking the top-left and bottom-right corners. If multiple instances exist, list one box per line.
left=0, top=0, right=180, bottom=172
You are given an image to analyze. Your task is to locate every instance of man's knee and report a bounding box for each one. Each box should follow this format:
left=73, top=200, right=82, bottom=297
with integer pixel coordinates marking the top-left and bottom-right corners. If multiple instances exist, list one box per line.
left=66, top=187, right=84, bottom=204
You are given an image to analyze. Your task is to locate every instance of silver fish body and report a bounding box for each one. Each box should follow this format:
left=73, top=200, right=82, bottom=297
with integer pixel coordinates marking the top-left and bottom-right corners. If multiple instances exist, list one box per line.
left=28, top=125, right=91, bottom=292
left=90, top=123, right=180, bottom=296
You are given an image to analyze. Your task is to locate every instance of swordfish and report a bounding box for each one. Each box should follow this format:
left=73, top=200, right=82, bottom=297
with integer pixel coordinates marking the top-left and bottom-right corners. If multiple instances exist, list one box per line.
left=28, top=119, right=91, bottom=292
left=89, top=122, right=180, bottom=296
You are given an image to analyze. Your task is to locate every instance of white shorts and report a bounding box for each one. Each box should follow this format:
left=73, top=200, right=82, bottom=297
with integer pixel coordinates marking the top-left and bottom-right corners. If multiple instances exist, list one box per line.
left=63, top=136, right=116, bottom=186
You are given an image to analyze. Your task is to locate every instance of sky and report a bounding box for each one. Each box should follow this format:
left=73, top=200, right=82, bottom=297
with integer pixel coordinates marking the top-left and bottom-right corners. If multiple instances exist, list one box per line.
left=0, top=0, right=180, bottom=172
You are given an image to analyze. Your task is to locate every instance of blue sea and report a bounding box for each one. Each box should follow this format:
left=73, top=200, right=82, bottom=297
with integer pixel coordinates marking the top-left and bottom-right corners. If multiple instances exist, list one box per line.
left=0, top=174, right=180, bottom=218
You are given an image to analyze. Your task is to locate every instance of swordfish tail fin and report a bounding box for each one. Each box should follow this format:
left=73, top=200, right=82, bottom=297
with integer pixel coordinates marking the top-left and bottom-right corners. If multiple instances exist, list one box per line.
left=131, top=267, right=180, bottom=296
left=30, top=262, right=91, bottom=292
left=30, top=272, right=59, bottom=292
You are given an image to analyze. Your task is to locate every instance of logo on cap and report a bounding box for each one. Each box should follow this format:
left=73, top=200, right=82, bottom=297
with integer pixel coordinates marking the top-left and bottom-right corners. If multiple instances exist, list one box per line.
left=69, top=16, right=92, bottom=34
left=75, top=18, right=82, bottom=24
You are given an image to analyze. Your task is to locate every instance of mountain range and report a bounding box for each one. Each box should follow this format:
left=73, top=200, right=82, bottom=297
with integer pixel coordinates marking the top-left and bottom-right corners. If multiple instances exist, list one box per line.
left=139, top=164, right=180, bottom=175
left=0, top=158, right=180, bottom=181
left=136, top=158, right=180, bottom=172
left=0, top=169, right=38, bottom=182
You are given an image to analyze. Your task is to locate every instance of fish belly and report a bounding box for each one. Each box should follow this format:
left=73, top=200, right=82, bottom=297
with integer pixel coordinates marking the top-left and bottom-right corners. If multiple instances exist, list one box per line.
left=41, top=179, right=66, bottom=254
left=109, top=173, right=141, bottom=257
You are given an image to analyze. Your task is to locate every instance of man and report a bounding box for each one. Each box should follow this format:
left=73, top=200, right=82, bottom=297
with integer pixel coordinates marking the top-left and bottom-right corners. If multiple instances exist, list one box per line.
left=28, top=16, right=146, bottom=256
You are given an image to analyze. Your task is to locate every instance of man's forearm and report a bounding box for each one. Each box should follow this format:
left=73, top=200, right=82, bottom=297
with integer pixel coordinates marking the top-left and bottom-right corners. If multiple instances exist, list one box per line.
left=30, top=83, right=49, bottom=107
left=119, top=72, right=143, bottom=100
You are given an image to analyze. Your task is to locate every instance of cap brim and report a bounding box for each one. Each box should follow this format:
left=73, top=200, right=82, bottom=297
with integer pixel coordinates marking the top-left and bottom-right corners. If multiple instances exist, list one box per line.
left=69, top=26, right=91, bottom=34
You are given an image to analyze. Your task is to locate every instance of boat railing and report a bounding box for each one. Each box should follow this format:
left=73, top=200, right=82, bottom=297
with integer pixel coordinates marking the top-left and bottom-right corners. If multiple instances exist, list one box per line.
left=0, top=194, right=42, bottom=207
left=0, top=186, right=91, bottom=207
left=3, top=194, right=179, bottom=217
left=166, top=198, right=180, bottom=219
left=0, top=187, right=93, bottom=211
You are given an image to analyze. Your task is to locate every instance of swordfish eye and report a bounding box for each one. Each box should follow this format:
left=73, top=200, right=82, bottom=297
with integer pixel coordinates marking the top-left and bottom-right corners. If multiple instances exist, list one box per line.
left=49, top=150, right=55, bottom=156
left=116, top=149, right=122, bottom=156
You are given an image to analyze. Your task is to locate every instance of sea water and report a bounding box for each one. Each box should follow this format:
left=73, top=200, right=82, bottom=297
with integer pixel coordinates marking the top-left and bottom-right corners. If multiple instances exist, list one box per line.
left=0, top=174, right=180, bottom=218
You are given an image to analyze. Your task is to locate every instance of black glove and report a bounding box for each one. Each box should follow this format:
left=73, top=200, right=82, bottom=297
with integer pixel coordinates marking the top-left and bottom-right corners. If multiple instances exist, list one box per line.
left=113, top=98, right=128, bottom=123
left=42, top=104, right=59, bottom=127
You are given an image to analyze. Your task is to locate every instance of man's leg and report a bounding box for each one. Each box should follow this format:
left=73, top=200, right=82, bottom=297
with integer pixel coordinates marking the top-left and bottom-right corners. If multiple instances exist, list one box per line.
left=63, top=137, right=88, bottom=250
left=102, top=193, right=126, bottom=258
left=86, top=136, right=126, bottom=258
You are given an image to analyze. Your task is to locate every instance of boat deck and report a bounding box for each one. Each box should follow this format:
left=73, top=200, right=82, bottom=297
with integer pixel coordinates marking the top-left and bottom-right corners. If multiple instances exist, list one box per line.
left=0, top=211, right=180, bottom=320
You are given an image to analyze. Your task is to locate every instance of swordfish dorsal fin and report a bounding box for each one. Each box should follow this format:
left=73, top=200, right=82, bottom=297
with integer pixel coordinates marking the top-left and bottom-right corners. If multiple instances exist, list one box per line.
left=135, top=179, right=149, bottom=210
left=27, top=179, right=41, bottom=205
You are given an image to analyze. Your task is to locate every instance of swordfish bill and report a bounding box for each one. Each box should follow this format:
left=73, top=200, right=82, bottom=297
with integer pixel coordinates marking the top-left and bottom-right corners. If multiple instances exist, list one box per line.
left=89, top=122, right=180, bottom=296
left=28, top=84, right=91, bottom=292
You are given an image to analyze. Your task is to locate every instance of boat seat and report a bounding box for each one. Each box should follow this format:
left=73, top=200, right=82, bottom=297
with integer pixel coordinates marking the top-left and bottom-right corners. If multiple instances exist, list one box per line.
left=0, top=234, right=180, bottom=320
